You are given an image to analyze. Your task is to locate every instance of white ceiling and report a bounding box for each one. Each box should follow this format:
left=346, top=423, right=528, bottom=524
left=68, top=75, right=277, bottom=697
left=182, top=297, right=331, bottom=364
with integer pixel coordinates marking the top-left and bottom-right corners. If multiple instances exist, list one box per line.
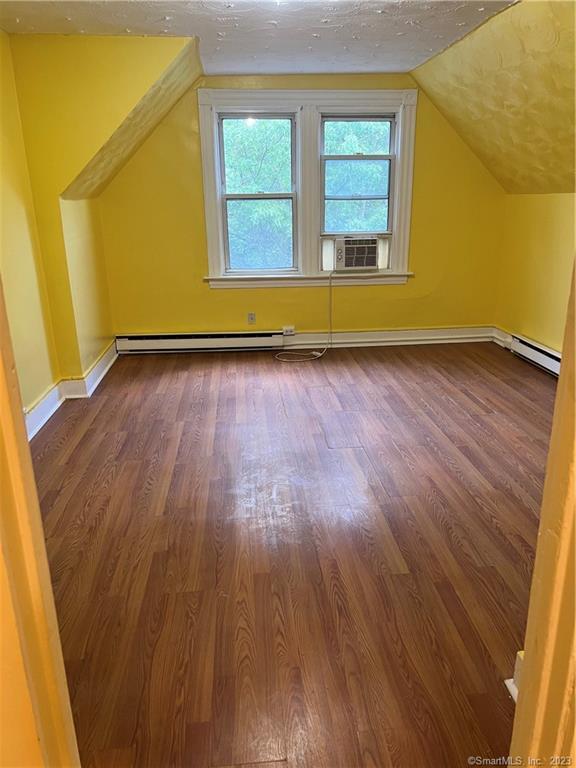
left=0, top=1, right=515, bottom=74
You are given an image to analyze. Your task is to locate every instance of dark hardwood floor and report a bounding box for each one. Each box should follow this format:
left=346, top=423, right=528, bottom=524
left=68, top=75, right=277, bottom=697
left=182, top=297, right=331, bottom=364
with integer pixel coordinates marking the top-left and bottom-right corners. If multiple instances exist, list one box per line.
left=31, top=343, right=557, bottom=768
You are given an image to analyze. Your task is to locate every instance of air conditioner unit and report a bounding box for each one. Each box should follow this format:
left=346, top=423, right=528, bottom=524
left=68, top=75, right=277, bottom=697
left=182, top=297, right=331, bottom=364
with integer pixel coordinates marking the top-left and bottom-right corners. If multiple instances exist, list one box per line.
left=334, top=237, right=379, bottom=272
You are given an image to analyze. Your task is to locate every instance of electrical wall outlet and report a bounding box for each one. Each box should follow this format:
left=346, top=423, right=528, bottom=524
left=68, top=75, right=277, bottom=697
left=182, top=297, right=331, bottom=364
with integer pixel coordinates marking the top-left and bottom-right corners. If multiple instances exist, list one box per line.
left=247, top=312, right=256, bottom=324
left=282, top=325, right=295, bottom=336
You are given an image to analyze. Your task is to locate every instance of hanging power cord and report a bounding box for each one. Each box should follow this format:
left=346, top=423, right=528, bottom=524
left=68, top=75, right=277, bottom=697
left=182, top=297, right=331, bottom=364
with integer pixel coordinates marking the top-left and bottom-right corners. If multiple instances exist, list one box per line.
left=275, top=271, right=334, bottom=362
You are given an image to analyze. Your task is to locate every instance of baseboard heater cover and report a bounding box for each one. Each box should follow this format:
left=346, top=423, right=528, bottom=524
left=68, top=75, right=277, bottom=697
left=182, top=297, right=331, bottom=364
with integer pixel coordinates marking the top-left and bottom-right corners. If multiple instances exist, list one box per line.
left=511, top=335, right=561, bottom=376
left=116, top=332, right=284, bottom=353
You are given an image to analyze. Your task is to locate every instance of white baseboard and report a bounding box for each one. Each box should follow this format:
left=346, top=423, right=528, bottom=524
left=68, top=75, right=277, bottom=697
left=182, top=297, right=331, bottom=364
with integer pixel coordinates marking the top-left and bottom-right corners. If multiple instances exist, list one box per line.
left=28, top=325, right=553, bottom=440
left=25, top=342, right=117, bottom=440
left=58, top=378, right=90, bottom=399
left=284, top=326, right=504, bottom=350
left=505, top=650, right=525, bottom=704
left=25, top=385, right=64, bottom=440
left=59, top=341, right=118, bottom=398
left=492, top=328, right=513, bottom=349
left=504, top=677, right=519, bottom=703
left=117, top=326, right=506, bottom=353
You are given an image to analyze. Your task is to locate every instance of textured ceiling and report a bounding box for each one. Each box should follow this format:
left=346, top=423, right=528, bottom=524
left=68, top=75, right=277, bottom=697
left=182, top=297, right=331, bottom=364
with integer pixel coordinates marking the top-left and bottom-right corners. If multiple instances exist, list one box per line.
left=413, top=0, right=575, bottom=193
left=0, top=0, right=514, bottom=74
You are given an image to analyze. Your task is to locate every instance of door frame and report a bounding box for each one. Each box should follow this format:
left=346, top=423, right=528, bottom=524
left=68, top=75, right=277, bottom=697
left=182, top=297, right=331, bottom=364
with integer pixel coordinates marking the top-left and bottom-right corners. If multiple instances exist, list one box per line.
left=510, top=271, right=575, bottom=760
left=0, top=277, right=80, bottom=766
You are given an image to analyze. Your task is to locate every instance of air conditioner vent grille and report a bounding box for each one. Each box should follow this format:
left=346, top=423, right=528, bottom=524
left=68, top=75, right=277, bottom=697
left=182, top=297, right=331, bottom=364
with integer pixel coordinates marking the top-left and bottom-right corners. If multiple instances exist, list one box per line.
left=336, top=237, right=379, bottom=271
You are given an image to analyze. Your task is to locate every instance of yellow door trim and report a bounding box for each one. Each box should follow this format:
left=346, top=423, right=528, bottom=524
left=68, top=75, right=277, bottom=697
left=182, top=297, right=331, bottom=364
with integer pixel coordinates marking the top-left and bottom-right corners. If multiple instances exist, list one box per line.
left=0, top=276, right=80, bottom=766
left=510, top=270, right=575, bottom=760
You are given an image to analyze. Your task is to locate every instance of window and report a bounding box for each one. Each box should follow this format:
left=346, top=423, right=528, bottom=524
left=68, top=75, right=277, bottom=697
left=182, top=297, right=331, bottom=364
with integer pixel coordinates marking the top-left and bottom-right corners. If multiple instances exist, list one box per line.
left=219, top=115, right=296, bottom=271
left=322, top=118, right=391, bottom=236
left=199, top=89, right=417, bottom=286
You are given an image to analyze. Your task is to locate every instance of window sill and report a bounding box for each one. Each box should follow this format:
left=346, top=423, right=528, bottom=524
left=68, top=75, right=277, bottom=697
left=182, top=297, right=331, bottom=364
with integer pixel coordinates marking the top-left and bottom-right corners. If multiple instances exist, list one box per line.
left=205, top=272, right=413, bottom=289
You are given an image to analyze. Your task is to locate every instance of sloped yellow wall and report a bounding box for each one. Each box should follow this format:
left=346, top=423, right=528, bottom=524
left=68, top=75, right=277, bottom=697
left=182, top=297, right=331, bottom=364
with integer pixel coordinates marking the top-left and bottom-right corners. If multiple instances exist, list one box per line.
left=413, top=0, right=575, bottom=194
left=0, top=31, right=56, bottom=410
left=99, top=75, right=505, bottom=336
left=9, top=34, right=192, bottom=378
left=63, top=40, right=202, bottom=200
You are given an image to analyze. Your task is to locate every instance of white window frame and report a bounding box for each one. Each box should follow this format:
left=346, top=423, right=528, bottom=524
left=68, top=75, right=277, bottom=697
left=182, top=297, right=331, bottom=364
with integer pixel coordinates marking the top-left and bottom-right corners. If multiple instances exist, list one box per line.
left=198, top=89, right=417, bottom=288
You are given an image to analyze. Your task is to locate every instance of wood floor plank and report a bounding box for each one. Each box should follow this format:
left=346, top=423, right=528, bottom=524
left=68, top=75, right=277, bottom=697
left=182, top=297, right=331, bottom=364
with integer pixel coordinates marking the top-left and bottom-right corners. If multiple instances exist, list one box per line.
left=31, top=343, right=556, bottom=767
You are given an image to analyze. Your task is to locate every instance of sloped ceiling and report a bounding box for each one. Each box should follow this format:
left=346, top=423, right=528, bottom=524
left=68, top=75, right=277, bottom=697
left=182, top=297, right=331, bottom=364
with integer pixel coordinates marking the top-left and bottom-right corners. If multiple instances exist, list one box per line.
left=0, top=0, right=514, bottom=75
left=412, top=0, right=575, bottom=193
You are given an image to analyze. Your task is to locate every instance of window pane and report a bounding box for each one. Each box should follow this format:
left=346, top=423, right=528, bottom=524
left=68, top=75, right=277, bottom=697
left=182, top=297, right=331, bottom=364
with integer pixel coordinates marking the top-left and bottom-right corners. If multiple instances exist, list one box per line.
left=325, top=159, right=389, bottom=197
left=227, top=199, right=293, bottom=270
left=324, top=199, right=388, bottom=234
left=324, top=120, right=391, bottom=155
left=222, top=118, right=292, bottom=194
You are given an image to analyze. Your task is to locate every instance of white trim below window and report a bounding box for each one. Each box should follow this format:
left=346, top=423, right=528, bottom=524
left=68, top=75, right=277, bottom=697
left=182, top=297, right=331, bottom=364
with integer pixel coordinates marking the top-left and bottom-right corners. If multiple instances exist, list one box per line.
left=204, top=271, right=413, bottom=288
left=198, top=88, right=418, bottom=287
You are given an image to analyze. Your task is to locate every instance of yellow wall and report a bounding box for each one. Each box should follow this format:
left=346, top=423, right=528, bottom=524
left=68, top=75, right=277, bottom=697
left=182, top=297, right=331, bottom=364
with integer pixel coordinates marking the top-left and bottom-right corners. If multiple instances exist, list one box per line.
left=100, top=75, right=505, bottom=335
left=411, top=0, right=575, bottom=350
left=412, top=0, right=575, bottom=194
left=3, top=13, right=574, bottom=407
left=60, top=199, right=113, bottom=372
left=9, top=35, right=192, bottom=378
left=63, top=40, right=202, bottom=200
left=0, top=31, right=56, bottom=410
left=496, top=194, right=575, bottom=352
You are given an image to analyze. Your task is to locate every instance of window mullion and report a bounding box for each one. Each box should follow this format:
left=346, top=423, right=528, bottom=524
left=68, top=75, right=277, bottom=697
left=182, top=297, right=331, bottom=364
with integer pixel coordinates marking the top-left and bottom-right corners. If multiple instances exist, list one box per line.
left=299, top=104, right=320, bottom=276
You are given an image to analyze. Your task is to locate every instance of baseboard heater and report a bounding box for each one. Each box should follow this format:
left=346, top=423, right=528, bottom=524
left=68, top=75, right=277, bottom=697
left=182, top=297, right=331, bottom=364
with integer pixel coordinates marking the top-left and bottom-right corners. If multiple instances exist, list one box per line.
left=116, top=332, right=284, bottom=353
left=511, top=335, right=561, bottom=376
